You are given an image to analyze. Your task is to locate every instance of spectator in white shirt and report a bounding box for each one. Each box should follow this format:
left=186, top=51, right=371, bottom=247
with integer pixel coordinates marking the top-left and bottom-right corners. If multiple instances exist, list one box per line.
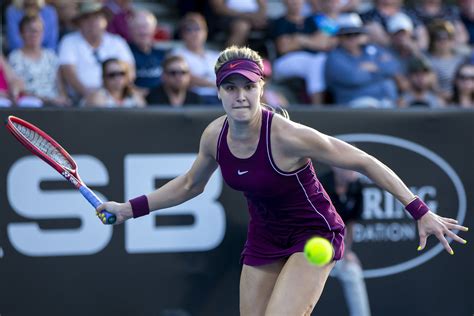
left=9, top=14, right=70, bottom=106
left=172, top=12, right=220, bottom=104
left=58, top=1, right=134, bottom=102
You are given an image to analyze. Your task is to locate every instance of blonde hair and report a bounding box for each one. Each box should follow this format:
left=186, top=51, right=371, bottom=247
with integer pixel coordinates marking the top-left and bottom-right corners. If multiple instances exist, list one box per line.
left=214, top=46, right=264, bottom=74
left=14, top=0, right=45, bottom=9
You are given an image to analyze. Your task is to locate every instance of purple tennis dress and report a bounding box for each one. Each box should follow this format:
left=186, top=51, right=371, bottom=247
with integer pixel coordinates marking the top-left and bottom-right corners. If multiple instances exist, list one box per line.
left=216, top=109, right=345, bottom=266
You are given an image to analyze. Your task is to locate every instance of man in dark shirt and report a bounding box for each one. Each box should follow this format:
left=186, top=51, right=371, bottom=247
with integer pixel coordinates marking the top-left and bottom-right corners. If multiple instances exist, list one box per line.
left=128, top=9, right=167, bottom=93
left=459, top=0, right=474, bottom=45
left=146, top=55, right=201, bottom=107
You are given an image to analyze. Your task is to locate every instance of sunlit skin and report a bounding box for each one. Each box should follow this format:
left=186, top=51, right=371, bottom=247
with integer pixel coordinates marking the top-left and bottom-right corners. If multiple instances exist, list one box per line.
left=21, top=18, right=44, bottom=50
left=456, top=65, right=474, bottom=91
left=103, top=61, right=128, bottom=96
left=163, top=60, right=191, bottom=92
left=97, top=57, right=468, bottom=315
left=78, top=13, right=107, bottom=46
left=182, top=22, right=207, bottom=53
left=129, top=11, right=156, bottom=53
left=454, top=64, right=474, bottom=107
left=218, top=74, right=264, bottom=124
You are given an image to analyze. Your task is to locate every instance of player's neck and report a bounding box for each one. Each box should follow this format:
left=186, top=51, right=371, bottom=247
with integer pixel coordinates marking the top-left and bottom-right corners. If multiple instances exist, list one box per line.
left=228, top=111, right=262, bottom=141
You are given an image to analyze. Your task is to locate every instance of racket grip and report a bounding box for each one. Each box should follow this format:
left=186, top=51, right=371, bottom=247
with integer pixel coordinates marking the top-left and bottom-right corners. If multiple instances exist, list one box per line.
left=79, top=186, right=116, bottom=225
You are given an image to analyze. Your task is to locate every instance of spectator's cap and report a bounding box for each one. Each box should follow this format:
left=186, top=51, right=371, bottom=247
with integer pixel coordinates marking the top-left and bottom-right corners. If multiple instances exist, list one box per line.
left=73, top=1, right=104, bottom=22
left=336, top=13, right=366, bottom=35
left=216, top=59, right=264, bottom=87
left=387, top=13, right=414, bottom=34
left=407, top=57, right=432, bottom=73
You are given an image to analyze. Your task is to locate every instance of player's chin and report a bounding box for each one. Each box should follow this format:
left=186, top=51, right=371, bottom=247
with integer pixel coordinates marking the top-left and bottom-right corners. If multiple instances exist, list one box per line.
left=230, top=106, right=253, bottom=120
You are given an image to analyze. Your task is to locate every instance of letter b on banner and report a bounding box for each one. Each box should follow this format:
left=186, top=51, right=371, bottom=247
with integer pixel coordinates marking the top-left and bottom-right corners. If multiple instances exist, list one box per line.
left=124, top=154, right=226, bottom=253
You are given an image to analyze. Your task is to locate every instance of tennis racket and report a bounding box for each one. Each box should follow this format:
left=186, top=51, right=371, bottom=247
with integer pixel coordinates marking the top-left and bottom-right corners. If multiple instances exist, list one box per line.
left=5, top=115, right=116, bottom=225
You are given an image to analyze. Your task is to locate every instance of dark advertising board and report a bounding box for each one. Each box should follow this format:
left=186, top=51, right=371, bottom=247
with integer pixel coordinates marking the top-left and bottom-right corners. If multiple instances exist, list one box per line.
left=0, top=108, right=472, bottom=316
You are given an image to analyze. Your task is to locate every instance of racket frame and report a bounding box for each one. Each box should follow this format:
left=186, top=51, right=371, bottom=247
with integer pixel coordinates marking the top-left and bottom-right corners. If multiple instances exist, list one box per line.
left=5, top=116, right=116, bottom=224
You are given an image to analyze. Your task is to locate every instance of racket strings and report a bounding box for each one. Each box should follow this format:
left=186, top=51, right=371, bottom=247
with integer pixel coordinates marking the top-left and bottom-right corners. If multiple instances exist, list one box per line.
left=13, top=122, right=74, bottom=170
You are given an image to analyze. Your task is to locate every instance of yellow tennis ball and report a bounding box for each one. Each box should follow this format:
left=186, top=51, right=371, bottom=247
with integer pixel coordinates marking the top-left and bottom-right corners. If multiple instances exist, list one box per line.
left=304, top=237, right=333, bottom=266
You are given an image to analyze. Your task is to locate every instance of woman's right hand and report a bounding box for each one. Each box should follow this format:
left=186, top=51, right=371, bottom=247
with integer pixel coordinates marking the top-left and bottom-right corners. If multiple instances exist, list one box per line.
left=96, top=201, right=133, bottom=225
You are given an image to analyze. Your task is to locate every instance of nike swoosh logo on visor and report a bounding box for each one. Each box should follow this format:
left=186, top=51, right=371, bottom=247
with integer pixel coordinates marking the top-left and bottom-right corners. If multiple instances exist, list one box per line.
left=237, top=170, right=249, bottom=175
left=229, top=62, right=245, bottom=69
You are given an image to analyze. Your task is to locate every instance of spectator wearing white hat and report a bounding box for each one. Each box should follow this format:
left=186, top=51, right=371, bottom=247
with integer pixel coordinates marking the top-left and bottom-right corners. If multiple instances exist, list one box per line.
left=325, top=13, right=400, bottom=108
left=58, top=1, right=134, bottom=101
left=387, top=13, right=424, bottom=65
left=385, top=12, right=427, bottom=93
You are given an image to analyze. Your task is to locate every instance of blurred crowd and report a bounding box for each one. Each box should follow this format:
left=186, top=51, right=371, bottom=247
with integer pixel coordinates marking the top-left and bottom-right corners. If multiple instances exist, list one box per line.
left=0, top=0, right=473, bottom=108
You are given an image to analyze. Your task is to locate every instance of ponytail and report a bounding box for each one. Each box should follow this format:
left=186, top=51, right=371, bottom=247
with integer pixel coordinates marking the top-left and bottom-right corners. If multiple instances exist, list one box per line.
left=261, top=103, right=290, bottom=120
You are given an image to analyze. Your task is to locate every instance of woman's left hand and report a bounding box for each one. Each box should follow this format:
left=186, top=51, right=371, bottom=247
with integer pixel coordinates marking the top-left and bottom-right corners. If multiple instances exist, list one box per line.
left=417, top=211, right=468, bottom=254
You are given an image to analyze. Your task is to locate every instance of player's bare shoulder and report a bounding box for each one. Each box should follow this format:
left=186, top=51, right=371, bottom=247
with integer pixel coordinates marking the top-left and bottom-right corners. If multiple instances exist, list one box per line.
left=271, top=114, right=307, bottom=145
left=271, top=113, right=322, bottom=156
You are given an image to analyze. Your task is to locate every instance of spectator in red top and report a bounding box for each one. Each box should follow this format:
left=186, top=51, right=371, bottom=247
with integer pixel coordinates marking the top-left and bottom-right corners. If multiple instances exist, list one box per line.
left=0, top=54, right=25, bottom=107
left=103, top=0, right=133, bottom=41
left=58, top=1, right=134, bottom=101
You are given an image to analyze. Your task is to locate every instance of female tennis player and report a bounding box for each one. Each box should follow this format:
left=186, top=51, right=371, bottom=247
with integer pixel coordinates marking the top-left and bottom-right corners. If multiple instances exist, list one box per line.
left=98, top=46, right=468, bottom=316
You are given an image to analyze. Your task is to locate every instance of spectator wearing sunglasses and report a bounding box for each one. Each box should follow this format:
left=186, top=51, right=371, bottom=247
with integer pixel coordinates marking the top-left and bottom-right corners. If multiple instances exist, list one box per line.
left=399, top=57, right=445, bottom=108
left=83, top=58, right=145, bottom=108
left=426, top=20, right=468, bottom=101
left=325, top=14, right=399, bottom=107
left=58, top=1, right=134, bottom=102
left=451, top=62, right=474, bottom=107
left=146, top=55, right=202, bottom=107
left=410, top=0, right=468, bottom=46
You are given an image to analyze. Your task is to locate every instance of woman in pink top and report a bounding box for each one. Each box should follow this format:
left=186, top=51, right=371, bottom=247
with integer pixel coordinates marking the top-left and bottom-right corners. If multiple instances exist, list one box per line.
left=0, top=53, right=24, bottom=107
left=98, top=46, right=468, bottom=315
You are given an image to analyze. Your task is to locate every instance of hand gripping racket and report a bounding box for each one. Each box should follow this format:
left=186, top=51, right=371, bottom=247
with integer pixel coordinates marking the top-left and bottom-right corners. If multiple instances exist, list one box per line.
left=5, top=116, right=116, bottom=225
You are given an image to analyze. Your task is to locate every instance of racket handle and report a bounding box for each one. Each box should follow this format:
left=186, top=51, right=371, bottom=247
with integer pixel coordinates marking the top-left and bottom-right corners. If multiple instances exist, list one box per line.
left=79, top=186, right=117, bottom=225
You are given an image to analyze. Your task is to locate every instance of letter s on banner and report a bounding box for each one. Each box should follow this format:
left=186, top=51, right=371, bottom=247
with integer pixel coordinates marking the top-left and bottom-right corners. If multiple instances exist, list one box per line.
left=124, top=154, right=226, bottom=253
left=7, top=156, right=112, bottom=256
